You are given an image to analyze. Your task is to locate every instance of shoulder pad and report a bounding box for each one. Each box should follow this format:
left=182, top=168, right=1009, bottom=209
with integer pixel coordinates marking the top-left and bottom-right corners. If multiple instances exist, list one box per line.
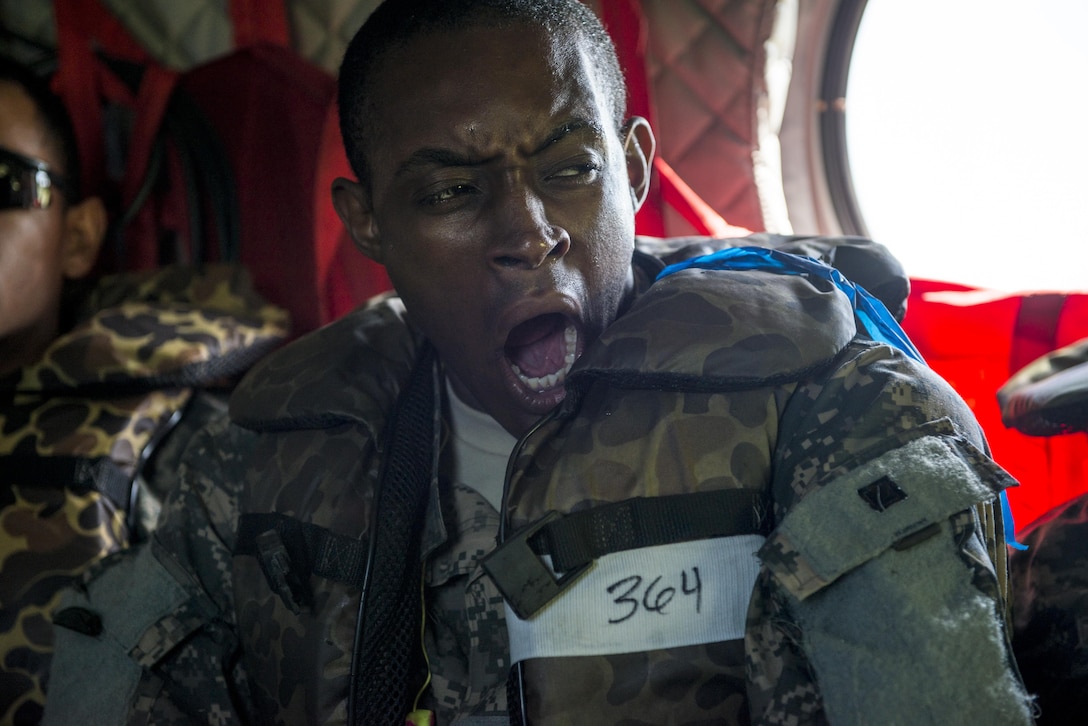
left=578, top=266, right=856, bottom=381
left=230, top=295, right=421, bottom=430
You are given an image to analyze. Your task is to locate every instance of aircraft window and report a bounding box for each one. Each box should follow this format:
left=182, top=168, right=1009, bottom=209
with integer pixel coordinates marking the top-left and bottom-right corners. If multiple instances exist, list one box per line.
left=842, top=0, right=1088, bottom=292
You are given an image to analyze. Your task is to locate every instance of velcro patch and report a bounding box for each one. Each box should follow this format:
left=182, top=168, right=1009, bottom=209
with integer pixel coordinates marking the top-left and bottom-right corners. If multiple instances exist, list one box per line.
left=857, top=475, right=908, bottom=512
left=760, top=434, right=1007, bottom=601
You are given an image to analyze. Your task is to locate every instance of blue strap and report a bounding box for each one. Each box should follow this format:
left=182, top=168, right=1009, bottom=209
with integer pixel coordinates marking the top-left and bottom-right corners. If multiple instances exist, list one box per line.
left=657, top=246, right=1026, bottom=549
left=658, top=246, right=925, bottom=362
left=1001, top=491, right=1029, bottom=550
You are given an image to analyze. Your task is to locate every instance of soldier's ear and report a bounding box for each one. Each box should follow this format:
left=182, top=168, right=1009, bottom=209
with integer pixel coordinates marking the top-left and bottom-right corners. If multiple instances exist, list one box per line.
left=621, top=117, right=655, bottom=211
left=332, top=177, right=384, bottom=264
left=61, top=196, right=106, bottom=279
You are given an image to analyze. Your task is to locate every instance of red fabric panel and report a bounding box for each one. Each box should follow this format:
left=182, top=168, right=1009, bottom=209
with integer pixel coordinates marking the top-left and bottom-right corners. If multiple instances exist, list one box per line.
left=230, top=0, right=292, bottom=49
left=53, top=0, right=152, bottom=202
left=313, top=98, right=392, bottom=321
left=325, top=235, right=393, bottom=320
left=903, top=280, right=1088, bottom=530
left=600, top=0, right=653, bottom=123
left=181, top=46, right=329, bottom=334
left=599, top=0, right=665, bottom=237
left=182, top=45, right=391, bottom=336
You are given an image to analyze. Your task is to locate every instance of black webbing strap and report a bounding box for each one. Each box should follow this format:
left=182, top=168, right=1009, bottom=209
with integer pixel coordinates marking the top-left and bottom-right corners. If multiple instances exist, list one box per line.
left=235, top=512, right=370, bottom=612
left=3, top=454, right=134, bottom=512
left=537, top=488, right=770, bottom=574
left=349, top=343, right=438, bottom=726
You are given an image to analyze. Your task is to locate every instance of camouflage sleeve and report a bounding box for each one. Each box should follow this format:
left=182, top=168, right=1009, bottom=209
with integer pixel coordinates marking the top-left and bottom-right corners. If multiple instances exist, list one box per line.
left=44, top=413, right=257, bottom=725
left=746, top=340, right=1032, bottom=725
left=1009, top=492, right=1088, bottom=723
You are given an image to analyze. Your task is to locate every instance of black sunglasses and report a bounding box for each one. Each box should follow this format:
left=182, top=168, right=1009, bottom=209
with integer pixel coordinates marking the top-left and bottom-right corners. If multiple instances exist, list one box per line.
left=0, top=146, right=68, bottom=211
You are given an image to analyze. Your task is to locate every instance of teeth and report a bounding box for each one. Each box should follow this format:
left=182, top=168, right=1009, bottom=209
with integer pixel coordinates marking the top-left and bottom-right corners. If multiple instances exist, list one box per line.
left=513, top=324, right=578, bottom=392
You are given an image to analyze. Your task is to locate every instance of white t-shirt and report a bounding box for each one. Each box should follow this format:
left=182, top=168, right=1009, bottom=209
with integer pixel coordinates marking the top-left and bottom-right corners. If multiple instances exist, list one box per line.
left=445, top=380, right=517, bottom=512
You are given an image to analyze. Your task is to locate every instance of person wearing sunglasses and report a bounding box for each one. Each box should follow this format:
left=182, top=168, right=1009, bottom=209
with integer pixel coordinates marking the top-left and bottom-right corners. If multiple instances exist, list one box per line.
left=0, top=59, right=107, bottom=376
left=0, top=57, right=289, bottom=724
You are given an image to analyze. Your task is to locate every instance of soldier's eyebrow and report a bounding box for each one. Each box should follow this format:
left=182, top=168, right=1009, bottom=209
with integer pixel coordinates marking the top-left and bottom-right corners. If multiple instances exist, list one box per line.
left=393, top=118, right=605, bottom=179
left=532, top=118, right=603, bottom=155
left=395, top=147, right=483, bottom=178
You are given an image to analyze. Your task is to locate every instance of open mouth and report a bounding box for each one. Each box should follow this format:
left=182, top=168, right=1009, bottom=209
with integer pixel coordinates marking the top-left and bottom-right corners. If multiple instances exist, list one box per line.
left=504, top=313, right=579, bottom=393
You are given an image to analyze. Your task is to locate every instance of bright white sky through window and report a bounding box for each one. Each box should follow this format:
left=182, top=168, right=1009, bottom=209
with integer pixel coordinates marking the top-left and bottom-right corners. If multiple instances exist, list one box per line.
left=846, top=0, right=1088, bottom=293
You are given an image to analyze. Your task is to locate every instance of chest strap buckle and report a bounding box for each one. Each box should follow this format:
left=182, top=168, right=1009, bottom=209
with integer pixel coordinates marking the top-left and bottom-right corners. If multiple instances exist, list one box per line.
left=482, top=512, right=590, bottom=620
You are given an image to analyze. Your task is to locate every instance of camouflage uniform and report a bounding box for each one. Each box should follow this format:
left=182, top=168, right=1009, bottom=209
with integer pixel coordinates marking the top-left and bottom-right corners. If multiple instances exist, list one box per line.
left=44, top=240, right=1030, bottom=725
left=1003, top=338, right=1088, bottom=723
left=1011, top=493, right=1088, bottom=724
left=0, top=265, right=288, bottom=725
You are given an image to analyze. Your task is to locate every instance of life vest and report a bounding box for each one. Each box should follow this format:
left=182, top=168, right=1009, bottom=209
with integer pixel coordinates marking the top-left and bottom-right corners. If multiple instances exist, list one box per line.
left=484, top=254, right=855, bottom=724
left=486, top=249, right=1025, bottom=724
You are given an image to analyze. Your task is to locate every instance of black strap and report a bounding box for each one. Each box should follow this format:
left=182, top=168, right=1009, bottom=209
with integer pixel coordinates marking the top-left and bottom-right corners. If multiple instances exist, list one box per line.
left=235, top=512, right=370, bottom=612
left=3, top=454, right=134, bottom=512
left=537, top=488, right=771, bottom=574
left=350, top=343, right=438, bottom=725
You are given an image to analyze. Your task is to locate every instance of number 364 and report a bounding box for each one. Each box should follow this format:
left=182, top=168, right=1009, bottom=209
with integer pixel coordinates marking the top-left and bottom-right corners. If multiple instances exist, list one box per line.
left=606, top=567, right=702, bottom=625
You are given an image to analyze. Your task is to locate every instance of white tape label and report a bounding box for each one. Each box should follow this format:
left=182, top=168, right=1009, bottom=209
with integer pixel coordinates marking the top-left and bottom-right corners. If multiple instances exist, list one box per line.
left=505, top=534, right=764, bottom=662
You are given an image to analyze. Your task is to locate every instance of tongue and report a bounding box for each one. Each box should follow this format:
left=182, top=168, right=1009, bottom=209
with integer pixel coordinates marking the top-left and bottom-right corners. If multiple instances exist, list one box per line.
left=506, top=315, right=567, bottom=378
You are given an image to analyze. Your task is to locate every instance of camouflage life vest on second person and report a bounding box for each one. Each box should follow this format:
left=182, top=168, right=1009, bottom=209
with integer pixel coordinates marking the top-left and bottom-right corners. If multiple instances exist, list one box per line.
left=1003, top=337, right=1088, bottom=724
left=0, top=264, right=288, bottom=725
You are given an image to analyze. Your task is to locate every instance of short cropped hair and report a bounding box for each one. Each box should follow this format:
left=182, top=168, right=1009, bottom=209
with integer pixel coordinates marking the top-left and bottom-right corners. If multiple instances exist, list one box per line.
left=338, top=0, right=627, bottom=194
left=0, top=56, right=82, bottom=201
